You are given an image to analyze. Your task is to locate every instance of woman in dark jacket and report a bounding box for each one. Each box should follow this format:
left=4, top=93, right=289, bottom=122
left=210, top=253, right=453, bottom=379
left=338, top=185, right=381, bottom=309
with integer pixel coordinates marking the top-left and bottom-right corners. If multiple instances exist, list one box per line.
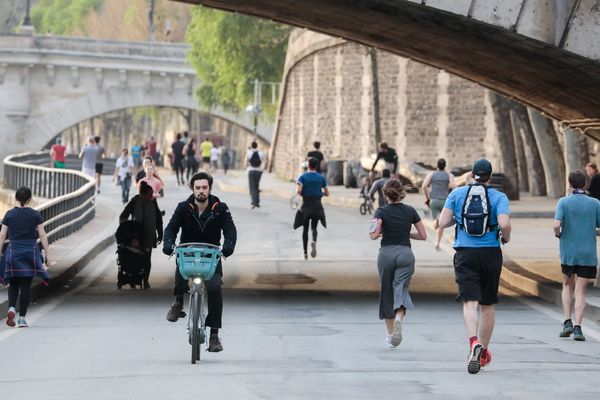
left=0, top=186, right=50, bottom=328
left=120, top=181, right=163, bottom=289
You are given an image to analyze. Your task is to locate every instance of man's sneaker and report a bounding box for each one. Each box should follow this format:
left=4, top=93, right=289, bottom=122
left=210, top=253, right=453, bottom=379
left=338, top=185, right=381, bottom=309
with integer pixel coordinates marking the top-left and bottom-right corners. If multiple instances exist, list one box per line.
left=480, top=349, right=492, bottom=368
left=17, top=317, right=28, bottom=328
left=310, top=241, right=317, bottom=258
left=385, top=336, right=396, bottom=348
left=208, top=334, right=223, bottom=352
left=390, top=319, right=403, bottom=346
left=166, top=303, right=183, bottom=322
left=559, top=320, right=574, bottom=337
left=467, top=341, right=484, bottom=374
left=573, top=325, right=586, bottom=341
left=6, top=307, right=16, bottom=327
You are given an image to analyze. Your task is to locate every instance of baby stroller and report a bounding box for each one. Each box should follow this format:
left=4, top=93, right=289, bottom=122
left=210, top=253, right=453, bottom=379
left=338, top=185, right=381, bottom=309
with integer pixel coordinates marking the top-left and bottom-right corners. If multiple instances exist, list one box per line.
left=115, top=220, right=147, bottom=289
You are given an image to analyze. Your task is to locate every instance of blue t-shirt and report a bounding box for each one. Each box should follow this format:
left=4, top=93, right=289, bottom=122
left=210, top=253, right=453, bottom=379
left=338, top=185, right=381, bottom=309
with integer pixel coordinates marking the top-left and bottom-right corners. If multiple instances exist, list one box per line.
left=131, top=145, right=142, bottom=160
left=298, top=171, right=327, bottom=197
left=555, top=193, right=600, bottom=266
left=2, top=207, right=43, bottom=240
left=444, top=185, right=510, bottom=248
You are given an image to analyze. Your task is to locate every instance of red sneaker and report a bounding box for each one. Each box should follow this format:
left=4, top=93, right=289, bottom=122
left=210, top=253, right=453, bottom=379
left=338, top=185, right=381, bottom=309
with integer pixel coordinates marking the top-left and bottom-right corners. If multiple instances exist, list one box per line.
left=467, top=340, right=483, bottom=374
left=480, top=349, right=492, bottom=368
left=6, top=308, right=16, bottom=327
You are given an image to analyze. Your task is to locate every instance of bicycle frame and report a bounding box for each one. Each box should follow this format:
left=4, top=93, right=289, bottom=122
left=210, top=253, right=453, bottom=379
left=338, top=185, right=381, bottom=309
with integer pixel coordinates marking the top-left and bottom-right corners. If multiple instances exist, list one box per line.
left=187, top=276, right=206, bottom=364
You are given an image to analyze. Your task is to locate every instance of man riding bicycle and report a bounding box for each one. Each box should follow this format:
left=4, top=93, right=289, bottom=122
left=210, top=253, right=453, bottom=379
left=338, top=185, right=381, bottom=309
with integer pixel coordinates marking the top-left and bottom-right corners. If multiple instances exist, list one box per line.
left=163, top=172, right=237, bottom=352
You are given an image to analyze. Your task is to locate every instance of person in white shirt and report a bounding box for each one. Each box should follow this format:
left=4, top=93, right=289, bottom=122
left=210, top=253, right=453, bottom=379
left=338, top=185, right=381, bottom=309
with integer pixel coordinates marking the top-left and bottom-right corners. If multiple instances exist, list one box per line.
left=246, top=141, right=266, bottom=209
left=113, top=148, right=135, bottom=204
left=210, top=146, right=220, bottom=173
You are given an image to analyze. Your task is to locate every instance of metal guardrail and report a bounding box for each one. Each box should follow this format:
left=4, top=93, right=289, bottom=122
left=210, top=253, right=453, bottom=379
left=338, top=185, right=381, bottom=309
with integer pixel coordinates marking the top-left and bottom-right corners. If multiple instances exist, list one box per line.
left=3, top=152, right=96, bottom=245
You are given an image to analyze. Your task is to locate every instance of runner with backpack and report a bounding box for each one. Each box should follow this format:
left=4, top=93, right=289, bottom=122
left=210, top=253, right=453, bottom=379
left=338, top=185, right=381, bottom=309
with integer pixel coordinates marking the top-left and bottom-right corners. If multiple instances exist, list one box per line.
left=437, top=159, right=511, bottom=375
left=246, top=141, right=265, bottom=209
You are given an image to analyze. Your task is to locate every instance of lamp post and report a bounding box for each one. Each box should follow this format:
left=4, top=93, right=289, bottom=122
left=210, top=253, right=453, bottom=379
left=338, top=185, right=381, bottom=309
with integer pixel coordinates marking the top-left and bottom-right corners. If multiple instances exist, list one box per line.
left=245, top=104, right=261, bottom=139
left=23, top=0, right=31, bottom=26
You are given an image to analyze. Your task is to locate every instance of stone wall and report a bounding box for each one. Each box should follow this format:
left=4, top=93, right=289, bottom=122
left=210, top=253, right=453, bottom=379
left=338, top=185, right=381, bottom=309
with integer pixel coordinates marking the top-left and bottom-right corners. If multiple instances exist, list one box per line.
left=271, top=29, right=499, bottom=181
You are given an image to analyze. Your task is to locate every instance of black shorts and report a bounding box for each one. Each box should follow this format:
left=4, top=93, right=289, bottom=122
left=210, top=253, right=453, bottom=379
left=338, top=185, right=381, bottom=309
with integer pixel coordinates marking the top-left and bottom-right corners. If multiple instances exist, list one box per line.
left=453, top=247, right=503, bottom=305
left=561, top=265, right=598, bottom=279
left=202, top=156, right=211, bottom=163
left=95, top=163, right=104, bottom=174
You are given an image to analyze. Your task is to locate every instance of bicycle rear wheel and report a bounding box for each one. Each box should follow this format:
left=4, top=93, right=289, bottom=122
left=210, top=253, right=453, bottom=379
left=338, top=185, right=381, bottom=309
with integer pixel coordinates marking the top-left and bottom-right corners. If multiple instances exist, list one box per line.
left=190, top=290, right=200, bottom=364
left=359, top=203, right=367, bottom=215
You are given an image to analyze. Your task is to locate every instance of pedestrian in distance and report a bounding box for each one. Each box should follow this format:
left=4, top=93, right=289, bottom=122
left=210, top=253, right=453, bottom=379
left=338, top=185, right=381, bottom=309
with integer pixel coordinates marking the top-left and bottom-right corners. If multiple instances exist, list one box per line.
left=210, top=145, right=220, bottom=173
left=307, top=141, right=325, bottom=175
left=369, top=178, right=426, bottom=348
left=200, top=137, right=213, bottom=172
left=79, top=136, right=100, bottom=178
left=171, top=133, right=186, bottom=186
left=120, top=181, right=163, bottom=289
left=553, top=170, right=600, bottom=341
left=585, top=162, right=600, bottom=201
left=130, top=143, right=143, bottom=169
left=369, top=169, right=391, bottom=209
left=114, top=148, right=135, bottom=204
left=50, top=137, right=66, bottom=169
left=247, top=141, right=266, bottom=209
left=294, top=157, right=329, bottom=259
left=221, top=146, right=231, bottom=175
left=371, top=142, right=399, bottom=175
left=184, top=138, right=199, bottom=181
left=0, top=186, right=51, bottom=328
left=139, top=163, right=164, bottom=200
left=163, top=172, right=237, bottom=353
left=422, top=158, right=456, bottom=250
left=94, top=136, right=105, bottom=194
left=438, top=159, right=511, bottom=374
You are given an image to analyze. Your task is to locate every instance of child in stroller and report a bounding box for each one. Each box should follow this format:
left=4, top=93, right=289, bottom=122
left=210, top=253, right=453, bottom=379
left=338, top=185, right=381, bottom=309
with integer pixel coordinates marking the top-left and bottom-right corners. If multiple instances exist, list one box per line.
left=115, top=220, right=147, bottom=289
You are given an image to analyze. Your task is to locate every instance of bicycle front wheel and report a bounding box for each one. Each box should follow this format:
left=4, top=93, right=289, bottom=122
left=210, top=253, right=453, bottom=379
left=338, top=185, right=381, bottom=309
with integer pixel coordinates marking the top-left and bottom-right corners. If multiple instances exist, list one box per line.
left=359, top=203, right=367, bottom=215
left=190, top=290, right=200, bottom=364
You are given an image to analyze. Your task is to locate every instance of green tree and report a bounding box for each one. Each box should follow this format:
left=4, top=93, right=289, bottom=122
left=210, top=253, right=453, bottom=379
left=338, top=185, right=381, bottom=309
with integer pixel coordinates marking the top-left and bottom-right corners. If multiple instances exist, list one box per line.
left=31, top=0, right=102, bottom=35
left=186, top=7, right=291, bottom=116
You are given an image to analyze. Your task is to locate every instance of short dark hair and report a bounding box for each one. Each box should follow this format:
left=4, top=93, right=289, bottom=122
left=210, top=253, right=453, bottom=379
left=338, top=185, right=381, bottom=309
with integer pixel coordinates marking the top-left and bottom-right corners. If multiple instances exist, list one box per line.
left=189, top=171, right=213, bottom=190
left=15, top=186, right=32, bottom=206
left=251, top=141, right=258, bottom=149
left=176, top=133, right=182, bottom=140
left=313, top=141, right=321, bottom=150
left=379, top=142, right=388, bottom=150
left=568, top=170, right=586, bottom=189
left=94, top=136, right=101, bottom=144
left=307, top=157, right=318, bottom=169
left=437, top=158, right=446, bottom=170
left=183, top=131, right=189, bottom=137
left=382, top=169, right=391, bottom=178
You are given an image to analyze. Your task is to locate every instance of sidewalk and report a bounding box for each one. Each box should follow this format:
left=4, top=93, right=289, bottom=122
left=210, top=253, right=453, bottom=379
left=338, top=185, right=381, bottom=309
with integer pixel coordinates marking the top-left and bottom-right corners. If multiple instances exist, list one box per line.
left=218, top=170, right=600, bottom=324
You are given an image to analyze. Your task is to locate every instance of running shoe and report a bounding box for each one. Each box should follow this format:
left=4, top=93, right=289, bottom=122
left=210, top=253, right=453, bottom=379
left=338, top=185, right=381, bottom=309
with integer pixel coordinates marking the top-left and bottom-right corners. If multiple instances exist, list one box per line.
left=310, top=241, right=317, bottom=258
left=559, top=320, right=574, bottom=337
left=480, top=349, right=492, bottom=368
left=17, top=317, right=28, bottom=328
left=467, top=341, right=484, bottom=374
left=390, top=319, right=403, bottom=346
left=6, top=307, right=16, bottom=327
left=303, top=253, right=308, bottom=260
left=385, top=336, right=396, bottom=348
left=573, top=325, right=586, bottom=341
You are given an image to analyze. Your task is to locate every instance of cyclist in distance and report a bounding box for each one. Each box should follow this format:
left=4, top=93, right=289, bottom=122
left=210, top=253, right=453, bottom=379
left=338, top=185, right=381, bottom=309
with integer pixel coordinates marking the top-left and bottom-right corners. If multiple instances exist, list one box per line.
left=162, top=172, right=237, bottom=353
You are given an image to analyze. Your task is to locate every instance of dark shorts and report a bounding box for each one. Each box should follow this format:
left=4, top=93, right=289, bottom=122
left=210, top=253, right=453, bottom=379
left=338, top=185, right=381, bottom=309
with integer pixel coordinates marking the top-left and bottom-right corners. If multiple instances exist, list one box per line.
left=95, top=163, right=104, bottom=174
left=562, top=265, right=598, bottom=279
left=202, top=156, right=211, bottom=163
left=453, top=247, right=503, bottom=305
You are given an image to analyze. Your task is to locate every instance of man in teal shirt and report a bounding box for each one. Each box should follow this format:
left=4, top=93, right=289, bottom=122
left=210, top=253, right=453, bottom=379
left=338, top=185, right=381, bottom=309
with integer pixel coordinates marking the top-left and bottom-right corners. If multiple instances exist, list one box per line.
left=554, top=170, right=600, bottom=341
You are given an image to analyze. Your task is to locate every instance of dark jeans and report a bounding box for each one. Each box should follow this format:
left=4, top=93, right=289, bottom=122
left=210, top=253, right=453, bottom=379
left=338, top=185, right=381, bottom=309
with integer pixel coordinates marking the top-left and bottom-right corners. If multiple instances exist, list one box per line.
left=8, top=277, right=33, bottom=317
left=144, top=249, right=152, bottom=283
left=120, top=175, right=132, bottom=203
left=173, top=161, right=185, bottom=185
left=186, top=156, right=198, bottom=181
left=302, top=218, right=319, bottom=253
left=248, top=170, right=263, bottom=206
left=174, top=268, right=223, bottom=329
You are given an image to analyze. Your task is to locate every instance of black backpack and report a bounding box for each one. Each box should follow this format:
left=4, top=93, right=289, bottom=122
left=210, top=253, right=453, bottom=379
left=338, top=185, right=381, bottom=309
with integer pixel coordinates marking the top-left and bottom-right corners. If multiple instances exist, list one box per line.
left=460, top=184, right=496, bottom=236
left=249, top=150, right=261, bottom=167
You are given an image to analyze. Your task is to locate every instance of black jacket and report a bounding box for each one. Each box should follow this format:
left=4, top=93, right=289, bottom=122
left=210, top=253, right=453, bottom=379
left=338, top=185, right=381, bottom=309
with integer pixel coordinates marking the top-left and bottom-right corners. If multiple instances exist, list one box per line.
left=162, top=194, right=237, bottom=258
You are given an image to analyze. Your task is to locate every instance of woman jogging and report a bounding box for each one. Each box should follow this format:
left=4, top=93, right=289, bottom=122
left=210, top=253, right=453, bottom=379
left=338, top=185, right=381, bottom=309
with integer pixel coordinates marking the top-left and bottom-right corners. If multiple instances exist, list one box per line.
left=0, top=186, right=50, bottom=328
left=294, top=157, right=329, bottom=259
left=369, top=179, right=426, bottom=347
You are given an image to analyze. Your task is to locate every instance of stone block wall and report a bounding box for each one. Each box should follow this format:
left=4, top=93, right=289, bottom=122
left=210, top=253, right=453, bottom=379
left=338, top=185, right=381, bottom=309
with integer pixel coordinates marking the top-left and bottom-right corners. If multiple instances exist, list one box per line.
left=271, top=29, right=498, bottom=181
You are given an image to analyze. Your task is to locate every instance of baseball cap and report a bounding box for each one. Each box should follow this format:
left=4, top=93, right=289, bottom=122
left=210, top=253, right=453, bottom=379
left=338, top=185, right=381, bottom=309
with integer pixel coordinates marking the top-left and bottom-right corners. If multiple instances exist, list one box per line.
left=472, top=159, right=492, bottom=178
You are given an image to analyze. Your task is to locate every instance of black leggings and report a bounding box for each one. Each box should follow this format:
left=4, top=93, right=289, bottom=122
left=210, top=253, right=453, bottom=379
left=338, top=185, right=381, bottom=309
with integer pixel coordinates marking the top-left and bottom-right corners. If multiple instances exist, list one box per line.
left=8, top=277, right=33, bottom=317
left=174, top=161, right=185, bottom=184
left=302, top=218, right=319, bottom=253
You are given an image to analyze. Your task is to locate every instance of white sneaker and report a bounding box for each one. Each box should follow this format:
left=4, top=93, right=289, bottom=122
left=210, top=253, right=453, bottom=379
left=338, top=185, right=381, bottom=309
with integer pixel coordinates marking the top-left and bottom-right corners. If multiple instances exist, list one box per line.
left=385, top=335, right=397, bottom=348
left=391, top=319, right=403, bottom=346
left=17, top=317, right=28, bottom=328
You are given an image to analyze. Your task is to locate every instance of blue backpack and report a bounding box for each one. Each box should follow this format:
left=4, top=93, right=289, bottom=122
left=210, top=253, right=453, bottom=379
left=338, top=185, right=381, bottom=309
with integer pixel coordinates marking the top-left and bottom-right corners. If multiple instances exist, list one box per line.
left=460, top=184, right=496, bottom=236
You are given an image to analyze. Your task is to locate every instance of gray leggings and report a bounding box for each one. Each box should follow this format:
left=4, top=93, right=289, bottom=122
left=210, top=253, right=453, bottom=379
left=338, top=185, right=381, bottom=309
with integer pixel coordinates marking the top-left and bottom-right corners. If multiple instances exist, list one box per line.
left=377, top=245, right=415, bottom=320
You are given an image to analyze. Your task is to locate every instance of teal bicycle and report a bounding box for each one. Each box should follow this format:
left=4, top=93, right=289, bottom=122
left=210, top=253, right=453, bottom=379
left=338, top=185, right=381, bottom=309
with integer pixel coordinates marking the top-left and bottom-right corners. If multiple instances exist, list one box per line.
left=175, top=242, right=222, bottom=364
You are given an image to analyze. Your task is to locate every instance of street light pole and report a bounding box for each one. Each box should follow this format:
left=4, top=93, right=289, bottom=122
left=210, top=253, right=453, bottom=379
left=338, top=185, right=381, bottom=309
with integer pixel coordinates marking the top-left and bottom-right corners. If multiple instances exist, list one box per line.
left=23, top=0, right=31, bottom=26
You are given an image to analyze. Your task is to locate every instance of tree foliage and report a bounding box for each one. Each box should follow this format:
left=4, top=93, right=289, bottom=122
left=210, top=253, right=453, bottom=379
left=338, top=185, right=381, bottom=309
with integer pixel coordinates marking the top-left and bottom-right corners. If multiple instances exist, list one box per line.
left=31, top=0, right=102, bottom=35
left=186, top=6, right=291, bottom=115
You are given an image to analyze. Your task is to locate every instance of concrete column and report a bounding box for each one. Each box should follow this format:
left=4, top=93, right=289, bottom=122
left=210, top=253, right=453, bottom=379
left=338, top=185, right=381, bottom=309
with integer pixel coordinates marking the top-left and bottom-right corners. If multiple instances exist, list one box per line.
left=562, top=126, right=589, bottom=175
left=436, top=70, right=450, bottom=161
left=395, top=58, right=408, bottom=161
left=333, top=46, right=343, bottom=158
left=483, top=90, right=501, bottom=167
left=312, top=53, right=319, bottom=144
left=360, top=49, right=372, bottom=158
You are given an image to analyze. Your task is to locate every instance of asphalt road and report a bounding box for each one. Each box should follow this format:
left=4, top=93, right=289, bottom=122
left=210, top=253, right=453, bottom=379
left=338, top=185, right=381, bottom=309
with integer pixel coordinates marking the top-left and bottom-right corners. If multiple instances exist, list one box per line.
left=1, top=176, right=599, bottom=399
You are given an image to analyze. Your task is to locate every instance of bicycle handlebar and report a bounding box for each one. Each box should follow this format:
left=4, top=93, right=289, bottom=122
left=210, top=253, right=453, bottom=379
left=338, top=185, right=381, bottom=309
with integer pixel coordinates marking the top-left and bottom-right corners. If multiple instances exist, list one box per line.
left=175, top=242, right=221, bottom=250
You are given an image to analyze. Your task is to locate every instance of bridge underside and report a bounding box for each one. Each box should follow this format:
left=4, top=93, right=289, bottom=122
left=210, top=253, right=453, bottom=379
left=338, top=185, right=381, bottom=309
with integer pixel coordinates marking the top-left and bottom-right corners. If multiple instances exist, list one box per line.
left=177, top=0, right=600, bottom=141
